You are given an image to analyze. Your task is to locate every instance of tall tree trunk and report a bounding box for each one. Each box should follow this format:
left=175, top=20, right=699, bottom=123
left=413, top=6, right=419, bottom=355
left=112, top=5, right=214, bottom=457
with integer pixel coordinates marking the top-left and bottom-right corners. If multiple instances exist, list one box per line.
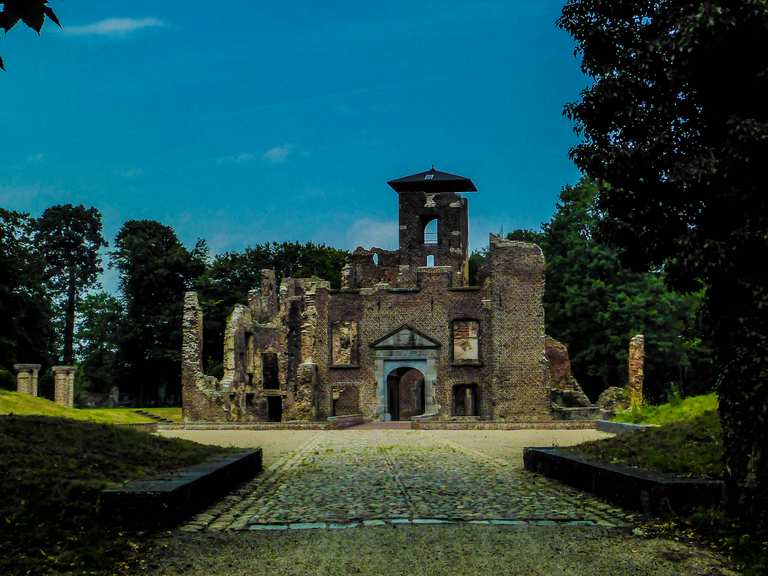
left=712, top=263, right=768, bottom=532
left=63, top=269, right=76, bottom=364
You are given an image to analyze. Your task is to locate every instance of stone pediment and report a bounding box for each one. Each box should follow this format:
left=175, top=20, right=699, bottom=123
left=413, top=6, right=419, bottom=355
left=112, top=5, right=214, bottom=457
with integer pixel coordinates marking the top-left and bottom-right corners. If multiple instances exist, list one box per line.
left=369, top=325, right=441, bottom=349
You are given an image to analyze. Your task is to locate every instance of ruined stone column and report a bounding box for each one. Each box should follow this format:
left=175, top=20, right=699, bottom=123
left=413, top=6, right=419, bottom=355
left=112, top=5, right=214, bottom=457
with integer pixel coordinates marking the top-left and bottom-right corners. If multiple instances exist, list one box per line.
left=52, top=365, right=76, bottom=407
left=285, top=362, right=316, bottom=421
left=627, top=334, right=645, bottom=409
left=13, top=364, right=41, bottom=396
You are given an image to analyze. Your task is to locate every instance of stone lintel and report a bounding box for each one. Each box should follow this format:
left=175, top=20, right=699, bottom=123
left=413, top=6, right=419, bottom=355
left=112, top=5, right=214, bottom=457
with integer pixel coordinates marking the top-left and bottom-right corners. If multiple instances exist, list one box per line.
left=13, top=363, right=41, bottom=372
left=51, top=365, right=76, bottom=374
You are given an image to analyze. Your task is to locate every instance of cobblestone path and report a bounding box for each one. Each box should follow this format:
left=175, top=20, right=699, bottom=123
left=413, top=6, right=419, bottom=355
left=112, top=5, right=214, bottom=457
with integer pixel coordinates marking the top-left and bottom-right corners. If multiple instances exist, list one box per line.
left=181, top=430, right=635, bottom=531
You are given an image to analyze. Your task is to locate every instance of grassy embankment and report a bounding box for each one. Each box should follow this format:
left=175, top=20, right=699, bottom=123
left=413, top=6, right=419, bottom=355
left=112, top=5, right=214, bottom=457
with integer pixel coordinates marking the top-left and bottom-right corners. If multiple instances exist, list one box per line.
left=611, top=392, right=718, bottom=425
left=0, top=388, right=182, bottom=423
left=569, top=393, right=766, bottom=574
left=569, top=393, right=721, bottom=478
left=0, top=414, right=230, bottom=575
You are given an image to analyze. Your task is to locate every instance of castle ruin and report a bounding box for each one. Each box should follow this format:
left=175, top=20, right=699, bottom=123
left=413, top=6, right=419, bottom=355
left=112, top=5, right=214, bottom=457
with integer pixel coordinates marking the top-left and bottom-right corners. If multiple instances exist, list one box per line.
left=182, top=168, right=551, bottom=423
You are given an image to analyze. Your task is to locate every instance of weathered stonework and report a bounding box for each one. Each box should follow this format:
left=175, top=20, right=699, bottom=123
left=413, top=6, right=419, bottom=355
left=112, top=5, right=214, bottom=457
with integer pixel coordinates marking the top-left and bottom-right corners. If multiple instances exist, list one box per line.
left=13, top=363, right=41, bottom=396
left=598, top=386, right=629, bottom=412
left=545, top=336, right=593, bottom=408
left=627, top=334, right=645, bottom=409
left=182, top=168, right=554, bottom=423
left=51, top=365, right=75, bottom=407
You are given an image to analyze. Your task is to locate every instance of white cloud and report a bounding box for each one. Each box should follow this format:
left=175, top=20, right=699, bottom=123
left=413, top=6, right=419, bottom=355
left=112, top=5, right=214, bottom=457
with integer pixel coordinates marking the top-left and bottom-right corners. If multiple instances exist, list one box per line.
left=216, top=152, right=257, bottom=165
left=64, top=17, right=166, bottom=37
left=262, top=145, right=292, bottom=163
left=346, top=218, right=398, bottom=250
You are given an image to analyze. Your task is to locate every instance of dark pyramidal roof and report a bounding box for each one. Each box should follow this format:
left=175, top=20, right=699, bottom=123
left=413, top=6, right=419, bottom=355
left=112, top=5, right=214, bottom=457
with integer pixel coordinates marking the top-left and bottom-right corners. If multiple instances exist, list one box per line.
left=387, top=167, right=477, bottom=193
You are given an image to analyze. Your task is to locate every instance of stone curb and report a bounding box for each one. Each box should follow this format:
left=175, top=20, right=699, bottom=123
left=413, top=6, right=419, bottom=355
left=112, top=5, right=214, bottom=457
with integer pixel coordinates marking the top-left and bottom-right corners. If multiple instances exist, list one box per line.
left=595, top=420, right=659, bottom=434
left=233, top=517, right=611, bottom=532
left=412, top=420, right=598, bottom=430
left=101, top=449, right=262, bottom=529
left=523, top=447, right=725, bottom=516
left=158, top=423, right=333, bottom=431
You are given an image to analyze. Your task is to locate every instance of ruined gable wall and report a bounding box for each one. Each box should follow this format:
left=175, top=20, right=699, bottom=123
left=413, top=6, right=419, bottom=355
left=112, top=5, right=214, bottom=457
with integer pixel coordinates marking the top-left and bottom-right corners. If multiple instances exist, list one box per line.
left=182, top=291, right=229, bottom=422
left=488, top=238, right=551, bottom=420
left=318, top=268, right=492, bottom=420
left=348, top=248, right=400, bottom=288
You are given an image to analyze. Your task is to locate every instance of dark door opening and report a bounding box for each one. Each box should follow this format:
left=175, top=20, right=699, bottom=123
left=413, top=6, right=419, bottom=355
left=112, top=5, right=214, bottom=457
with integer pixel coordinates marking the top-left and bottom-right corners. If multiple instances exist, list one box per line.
left=453, top=384, right=479, bottom=416
left=266, top=396, right=282, bottom=422
left=387, top=367, right=425, bottom=421
left=262, top=352, right=279, bottom=389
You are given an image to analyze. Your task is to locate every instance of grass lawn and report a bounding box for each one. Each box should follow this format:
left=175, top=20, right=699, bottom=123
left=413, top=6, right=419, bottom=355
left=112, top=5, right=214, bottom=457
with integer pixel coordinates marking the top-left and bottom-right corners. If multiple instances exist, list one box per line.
left=0, top=415, right=231, bottom=575
left=0, top=389, right=183, bottom=423
left=568, top=410, right=723, bottom=479
left=612, top=392, right=718, bottom=425
left=140, top=407, right=184, bottom=422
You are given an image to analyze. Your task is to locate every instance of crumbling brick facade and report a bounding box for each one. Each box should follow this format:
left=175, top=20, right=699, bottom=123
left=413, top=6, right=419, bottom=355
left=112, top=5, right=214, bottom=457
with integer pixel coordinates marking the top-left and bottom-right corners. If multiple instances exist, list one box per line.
left=182, top=168, right=552, bottom=423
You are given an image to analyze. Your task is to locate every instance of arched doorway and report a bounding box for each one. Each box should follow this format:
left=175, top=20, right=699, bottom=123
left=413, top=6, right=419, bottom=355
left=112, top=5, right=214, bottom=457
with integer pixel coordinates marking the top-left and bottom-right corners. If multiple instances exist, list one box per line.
left=386, top=367, right=425, bottom=421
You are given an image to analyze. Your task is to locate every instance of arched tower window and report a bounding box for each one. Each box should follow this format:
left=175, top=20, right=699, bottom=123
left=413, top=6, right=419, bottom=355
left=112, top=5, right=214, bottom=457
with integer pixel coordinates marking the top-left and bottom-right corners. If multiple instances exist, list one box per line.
left=423, top=218, right=438, bottom=245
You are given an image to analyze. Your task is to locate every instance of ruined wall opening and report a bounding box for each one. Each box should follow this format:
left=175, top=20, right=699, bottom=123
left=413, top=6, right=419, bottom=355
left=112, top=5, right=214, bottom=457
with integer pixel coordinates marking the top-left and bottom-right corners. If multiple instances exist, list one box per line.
left=452, top=320, right=480, bottom=363
left=423, top=217, right=439, bottom=245
left=262, top=352, right=279, bottom=389
left=372, top=253, right=379, bottom=266
left=331, top=321, right=359, bottom=366
left=387, top=367, right=425, bottom=420
left=453, top=384, right=479, bottom=416
left=266, top=395, right=282, bottom=422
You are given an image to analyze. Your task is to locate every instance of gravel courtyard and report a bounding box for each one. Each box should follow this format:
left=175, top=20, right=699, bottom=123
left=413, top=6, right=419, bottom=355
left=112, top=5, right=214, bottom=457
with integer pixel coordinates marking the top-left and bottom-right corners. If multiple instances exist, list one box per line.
left=150, top=428, right=735, bottom=576
left=159, top=428, right=632, bottom=529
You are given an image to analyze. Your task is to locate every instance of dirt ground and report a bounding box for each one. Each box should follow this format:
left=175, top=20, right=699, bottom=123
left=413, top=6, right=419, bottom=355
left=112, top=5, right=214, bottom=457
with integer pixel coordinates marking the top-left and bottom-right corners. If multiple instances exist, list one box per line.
left=146, top=525, right=736, bottom=576
left=156, top=427, right=612, bottom=467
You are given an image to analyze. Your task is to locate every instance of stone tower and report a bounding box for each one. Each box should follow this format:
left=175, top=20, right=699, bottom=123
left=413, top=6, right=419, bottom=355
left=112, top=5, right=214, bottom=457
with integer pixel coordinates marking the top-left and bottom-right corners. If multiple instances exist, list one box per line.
left=388, top=167, right=475, bottom=282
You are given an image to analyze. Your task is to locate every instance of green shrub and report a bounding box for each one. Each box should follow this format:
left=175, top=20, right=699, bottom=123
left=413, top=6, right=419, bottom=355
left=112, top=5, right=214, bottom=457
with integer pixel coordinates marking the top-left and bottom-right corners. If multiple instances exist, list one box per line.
left=613, top=392, right=717, bottom=425
left=0, top=369, right=15, bottom=391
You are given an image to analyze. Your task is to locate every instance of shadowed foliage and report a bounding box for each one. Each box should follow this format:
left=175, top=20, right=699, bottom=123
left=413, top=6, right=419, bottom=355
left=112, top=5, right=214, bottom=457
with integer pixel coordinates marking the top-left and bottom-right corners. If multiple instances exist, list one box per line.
left=558, top=0, right=768, bottom=525
left=0, top=415, right=228, bottom=575
left=0, top=0, right=60, bottom=70
left=36, top=205, right=107, bottom=365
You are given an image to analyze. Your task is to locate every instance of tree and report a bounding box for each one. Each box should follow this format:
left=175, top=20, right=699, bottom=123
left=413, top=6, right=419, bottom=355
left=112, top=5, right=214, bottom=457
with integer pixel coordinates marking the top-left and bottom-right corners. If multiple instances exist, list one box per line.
left=0, top=208, right=54, bottom=370
left=540, top=179, right=709, bottom=401
left=558, top=0, right=768, bottom=525
left=36, top=205, right=107, bottom=365
left=74, top=292, right=122, bottom=396
left=0, top=0, right=60, bottom=70
left=112, top=220, right=206, bottom=405
left=505, top=229, right=545, bottom=245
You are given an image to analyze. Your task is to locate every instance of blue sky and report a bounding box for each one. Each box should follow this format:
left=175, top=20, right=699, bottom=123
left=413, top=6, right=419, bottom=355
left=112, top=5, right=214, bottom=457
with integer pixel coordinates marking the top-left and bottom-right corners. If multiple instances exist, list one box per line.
left=1, top=1, right=587, bottom=290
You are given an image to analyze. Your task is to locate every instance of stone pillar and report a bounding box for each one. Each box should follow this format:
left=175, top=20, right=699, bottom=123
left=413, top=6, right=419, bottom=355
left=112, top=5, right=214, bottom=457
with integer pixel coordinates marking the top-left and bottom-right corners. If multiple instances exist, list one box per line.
left=284, top=362, right=316, bottom=421
left=13, top=364, right=41, bottom=396
left=627, top=334, right=645, bottom=409
left=52, top=365, right=76, bottom=407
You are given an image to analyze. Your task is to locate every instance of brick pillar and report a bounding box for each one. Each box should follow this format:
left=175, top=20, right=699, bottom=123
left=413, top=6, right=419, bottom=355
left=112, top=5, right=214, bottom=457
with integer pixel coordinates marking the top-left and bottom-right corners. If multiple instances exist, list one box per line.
left=627, top=334, right=645, bottom=409
left=13, top=364, right=41, bottom=396
left=52, top=365, right=76, bottom=407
